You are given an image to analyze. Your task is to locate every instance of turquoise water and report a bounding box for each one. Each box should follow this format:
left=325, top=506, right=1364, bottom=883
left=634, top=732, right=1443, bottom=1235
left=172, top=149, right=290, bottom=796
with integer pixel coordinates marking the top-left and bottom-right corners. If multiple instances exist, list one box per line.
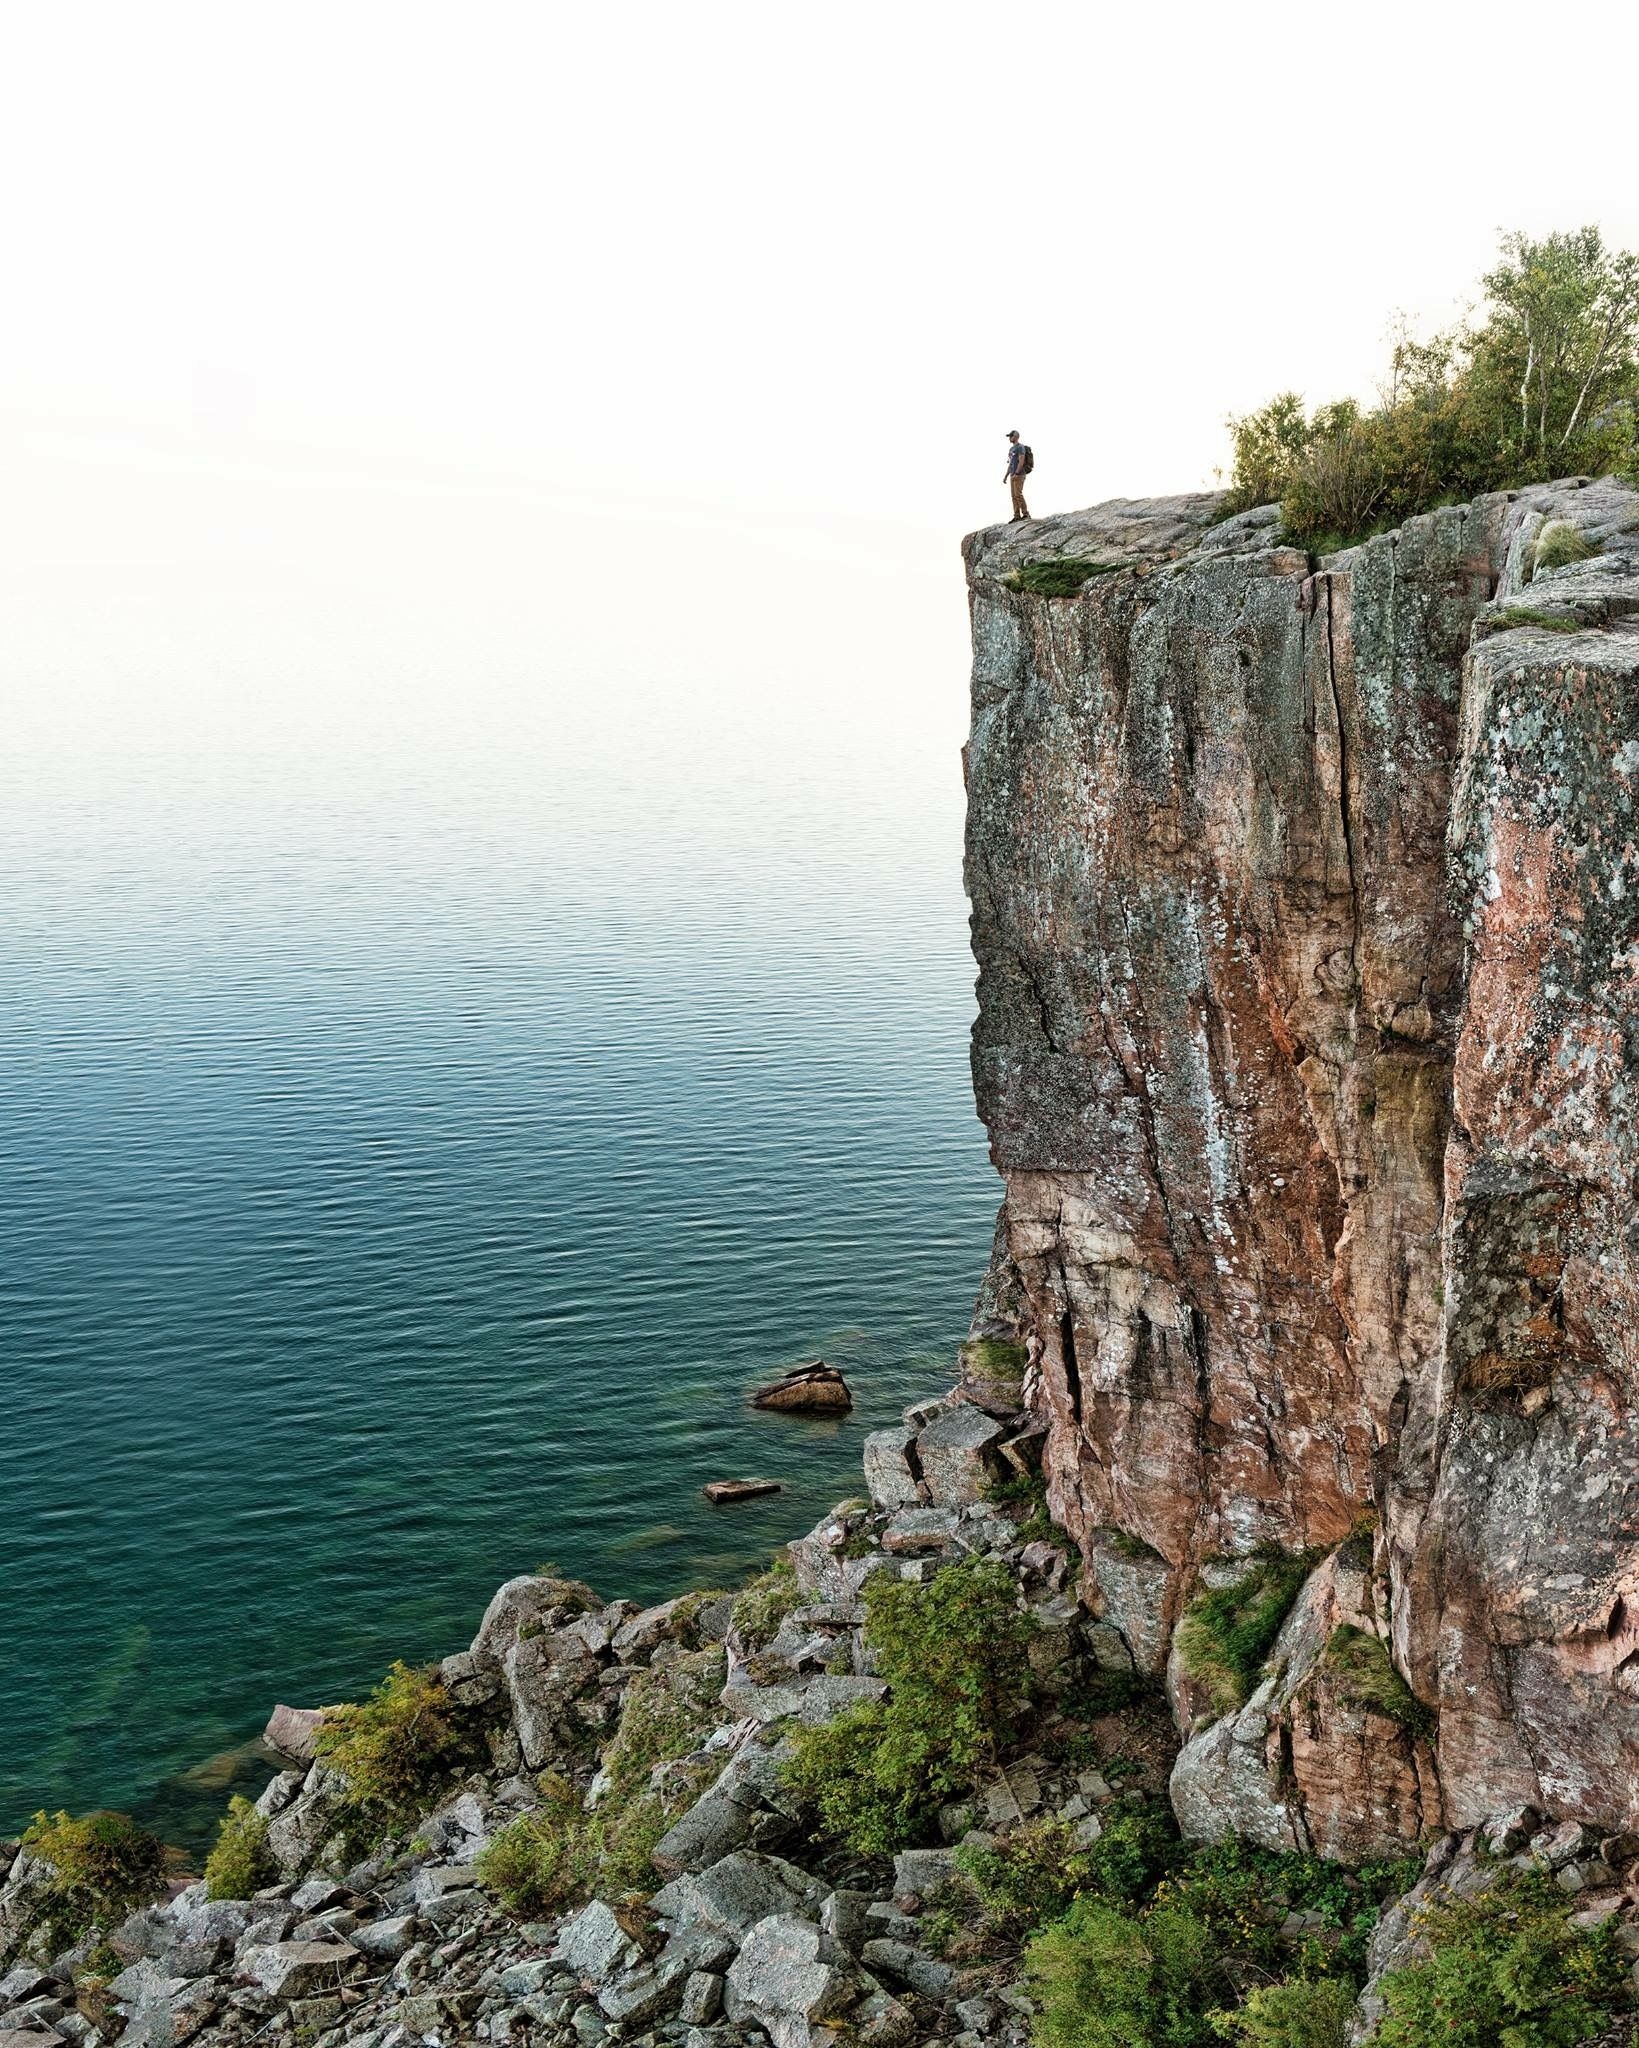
left=0, top=555, right=997, bottom=1851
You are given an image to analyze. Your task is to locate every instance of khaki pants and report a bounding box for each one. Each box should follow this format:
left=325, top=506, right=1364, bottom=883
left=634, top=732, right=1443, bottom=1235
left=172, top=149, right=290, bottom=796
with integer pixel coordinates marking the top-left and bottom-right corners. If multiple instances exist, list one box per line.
left=1010, top=472, right=1030, bottom=520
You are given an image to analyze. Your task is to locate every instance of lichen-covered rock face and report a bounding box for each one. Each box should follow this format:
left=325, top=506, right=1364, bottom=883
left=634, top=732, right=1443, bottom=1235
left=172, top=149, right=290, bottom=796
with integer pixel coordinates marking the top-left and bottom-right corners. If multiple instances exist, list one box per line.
left=963, top=478, right=1639, bottom=1838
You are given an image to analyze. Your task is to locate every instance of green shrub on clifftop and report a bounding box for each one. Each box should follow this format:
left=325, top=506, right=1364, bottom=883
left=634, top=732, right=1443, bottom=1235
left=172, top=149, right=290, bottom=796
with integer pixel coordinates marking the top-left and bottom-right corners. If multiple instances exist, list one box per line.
left=477, top=1647, right=725, bottom=1914
left=203, top=1794, right=277, bottom=1901
left=1225, top=228, right=1639, bottom=549
left=1027, top=1895, right=1220, bottom=2048
left=1211, top=1977, right=1355, bottom=2046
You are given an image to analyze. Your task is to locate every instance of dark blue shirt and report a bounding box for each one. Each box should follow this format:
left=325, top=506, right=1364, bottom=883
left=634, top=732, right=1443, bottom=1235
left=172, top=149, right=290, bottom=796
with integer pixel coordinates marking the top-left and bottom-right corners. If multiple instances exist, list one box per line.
left=1007, top=442, right=1030, bottom=476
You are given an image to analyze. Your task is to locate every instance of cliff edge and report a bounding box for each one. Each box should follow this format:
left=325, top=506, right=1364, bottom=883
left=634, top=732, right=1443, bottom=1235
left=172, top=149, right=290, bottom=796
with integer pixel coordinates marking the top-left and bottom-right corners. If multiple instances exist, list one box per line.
left=961, top=476, right=1639, bottom=1855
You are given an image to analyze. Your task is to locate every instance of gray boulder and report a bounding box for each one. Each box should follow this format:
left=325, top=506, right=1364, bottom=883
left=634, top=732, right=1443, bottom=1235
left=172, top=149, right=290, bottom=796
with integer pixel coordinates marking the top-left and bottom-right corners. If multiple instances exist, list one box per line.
left=862, top=1429, right=921, bottom=1511
left=912, top=1402, right=1004, bottom=1508
left=859, top=1938, right=956, bottom=2000
left=470, top=1575, right=598, bottom=1669
left=350, top=1913, right=418, bottom=1961
left=891, top=1847, right=957, bottom=1898
left=724, top=1915, right=859, bottom=2048
left=651, top=1854, right=806, bottom=1939
left=558, top=1900, right=632, bottom=1983
left=263, top=1704, right=327, bottom=1767
left=652, top=1791, right=782, bottom=1877
left=236, top=1939, right=363, bottom=2000
left=880, top=1509, right=961, bottom=1556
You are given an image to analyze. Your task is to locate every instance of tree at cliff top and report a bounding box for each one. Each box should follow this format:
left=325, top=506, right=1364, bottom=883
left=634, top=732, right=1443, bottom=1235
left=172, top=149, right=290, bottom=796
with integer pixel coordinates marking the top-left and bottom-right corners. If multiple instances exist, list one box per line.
left=1226, top=227, right=1639, bottom=547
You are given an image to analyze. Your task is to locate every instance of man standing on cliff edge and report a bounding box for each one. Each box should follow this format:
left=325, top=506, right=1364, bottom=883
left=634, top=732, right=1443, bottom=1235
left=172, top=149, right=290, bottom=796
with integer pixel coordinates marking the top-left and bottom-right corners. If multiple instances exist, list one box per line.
left=1004, top=430, right=1033, bottom=521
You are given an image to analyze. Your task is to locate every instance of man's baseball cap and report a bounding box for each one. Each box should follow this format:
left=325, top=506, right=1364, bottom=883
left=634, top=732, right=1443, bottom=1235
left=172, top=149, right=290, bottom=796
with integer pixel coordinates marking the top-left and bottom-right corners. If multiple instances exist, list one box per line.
left=1006, top=428, right=1019, bottom=436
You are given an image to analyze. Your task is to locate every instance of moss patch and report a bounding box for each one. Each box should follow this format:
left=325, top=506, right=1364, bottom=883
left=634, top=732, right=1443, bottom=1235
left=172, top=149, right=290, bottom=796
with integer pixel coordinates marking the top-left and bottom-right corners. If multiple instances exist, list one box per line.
left=1175, top=1551, right=1318, bottom=1717
left=1004, top=558, right=1128, bottom=598
left=1483, top=605, right=1587, bottom=635
left=1318, top=1627, right=1434, bottom=1738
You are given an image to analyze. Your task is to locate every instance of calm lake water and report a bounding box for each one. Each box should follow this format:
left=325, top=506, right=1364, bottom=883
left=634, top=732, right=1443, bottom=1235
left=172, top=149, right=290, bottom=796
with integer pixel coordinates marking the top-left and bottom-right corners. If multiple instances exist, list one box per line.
left=0, top=514, right=998, bottom=1851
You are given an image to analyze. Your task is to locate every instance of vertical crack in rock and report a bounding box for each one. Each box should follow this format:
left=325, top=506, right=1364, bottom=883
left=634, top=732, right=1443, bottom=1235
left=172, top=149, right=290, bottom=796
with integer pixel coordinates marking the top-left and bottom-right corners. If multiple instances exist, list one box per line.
left=1319, top=572, right=1363, bottom=990
left=1058, top=1293, right=1083, bottom=1428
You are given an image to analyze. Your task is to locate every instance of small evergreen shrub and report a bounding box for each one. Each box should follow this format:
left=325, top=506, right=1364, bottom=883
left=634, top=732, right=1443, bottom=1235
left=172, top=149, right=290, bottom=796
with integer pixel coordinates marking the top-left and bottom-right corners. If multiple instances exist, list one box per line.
left=1027, top=1896, right=1219, bottom=2048
left=1077, top=1798, right=1181, bottom=1905
left=477, top=1649, right=725, bottom=1915
left=21, top=1810, right=168, bottom=1953
left=783, top=1557, right=1036, bottom=1857
left=315, top=1661, right=481, bottom=1847
left=1374, top=1869, right=1628, bottom=2048
left=1175, top=1552, right=1317, bottom=1717
left=1320, top=1628, right=1434, bottom=1737
left=475, top=1774, right=588, bottom=1915
left=731, top=1557, right=799, bottom=1649
left=1210, top=1976, right=1355, bottom=2046
left=203, top=1794, right=277, bottom=1901
left=953, top=1816, right=1100, bottom=1944
left=1004, top=559, right=1127, bottom=597
left=1531, top=520, right=1595, bottom=573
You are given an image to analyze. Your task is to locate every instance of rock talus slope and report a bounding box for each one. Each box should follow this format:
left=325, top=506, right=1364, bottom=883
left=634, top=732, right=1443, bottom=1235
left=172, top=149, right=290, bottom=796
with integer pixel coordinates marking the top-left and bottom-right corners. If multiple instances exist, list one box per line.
left=962, top=478, right=1639, bottom=1846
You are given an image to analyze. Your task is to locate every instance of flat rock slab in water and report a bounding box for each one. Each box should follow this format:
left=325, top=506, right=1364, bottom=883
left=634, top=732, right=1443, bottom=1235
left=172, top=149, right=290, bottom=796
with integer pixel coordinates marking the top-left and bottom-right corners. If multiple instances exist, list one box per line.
left=703, top=1478, right=784, bottom=1504
left=749, top=1363, right=852, bottom=1414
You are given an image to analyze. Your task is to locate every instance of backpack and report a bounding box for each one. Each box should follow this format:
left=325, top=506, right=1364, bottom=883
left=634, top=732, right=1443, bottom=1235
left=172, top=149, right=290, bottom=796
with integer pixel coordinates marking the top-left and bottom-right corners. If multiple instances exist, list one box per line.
left=1019, top=444, right=1035, bottom=475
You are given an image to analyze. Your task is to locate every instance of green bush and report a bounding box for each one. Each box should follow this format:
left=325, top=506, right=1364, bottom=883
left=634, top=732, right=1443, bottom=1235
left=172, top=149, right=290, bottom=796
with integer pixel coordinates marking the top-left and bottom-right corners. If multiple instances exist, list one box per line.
left=315, top=1661, right=482, bottom=1846
left=1018, top=1838, right=1418, bottom=2048
left=202, top=1794, right=277, bottom=1901
left=21, top=1810, right=168, bottom=1954
left=475, top=1774, right=589, bottom=1915
left=477, top=1649, right=725, bottom=1915
left=731, top=1557, right=799, bottom=1649
left=1210, top=1977, right=1355, bottom=2046
left=1319, top=1628, right=1433, bottom=1737
left=1225, top=228, right=1639, bottom=549
left=953, top=1817, right=1101, bottom=1944
left=985, top=1470, right=1067, bottom=1550
left=1004, top=558, right=1127, bottom=597
left=1175, top=1552, right=1316, bottom=1717
left=1375, top=1869, right=1627, bottom=2048
left=1077, top=1799, right=1181, bottom=1905
left=1531, top=519, right=1595, bottom=573
left=783, top=1557, right=1036, bottom=1857
left=1027, top=1896, right=1220, bottom=2048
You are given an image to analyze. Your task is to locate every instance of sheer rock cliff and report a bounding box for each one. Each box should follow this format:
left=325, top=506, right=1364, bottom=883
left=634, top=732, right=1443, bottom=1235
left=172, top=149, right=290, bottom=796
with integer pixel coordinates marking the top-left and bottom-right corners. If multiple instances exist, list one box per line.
left=961, top=477, right=1639, bottom=1853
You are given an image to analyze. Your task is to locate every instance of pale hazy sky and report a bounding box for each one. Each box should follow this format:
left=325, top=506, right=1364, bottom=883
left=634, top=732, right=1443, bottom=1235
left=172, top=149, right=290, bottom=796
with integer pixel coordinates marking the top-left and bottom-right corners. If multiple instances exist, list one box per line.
left=4, top=0, right=1639, bottom=747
